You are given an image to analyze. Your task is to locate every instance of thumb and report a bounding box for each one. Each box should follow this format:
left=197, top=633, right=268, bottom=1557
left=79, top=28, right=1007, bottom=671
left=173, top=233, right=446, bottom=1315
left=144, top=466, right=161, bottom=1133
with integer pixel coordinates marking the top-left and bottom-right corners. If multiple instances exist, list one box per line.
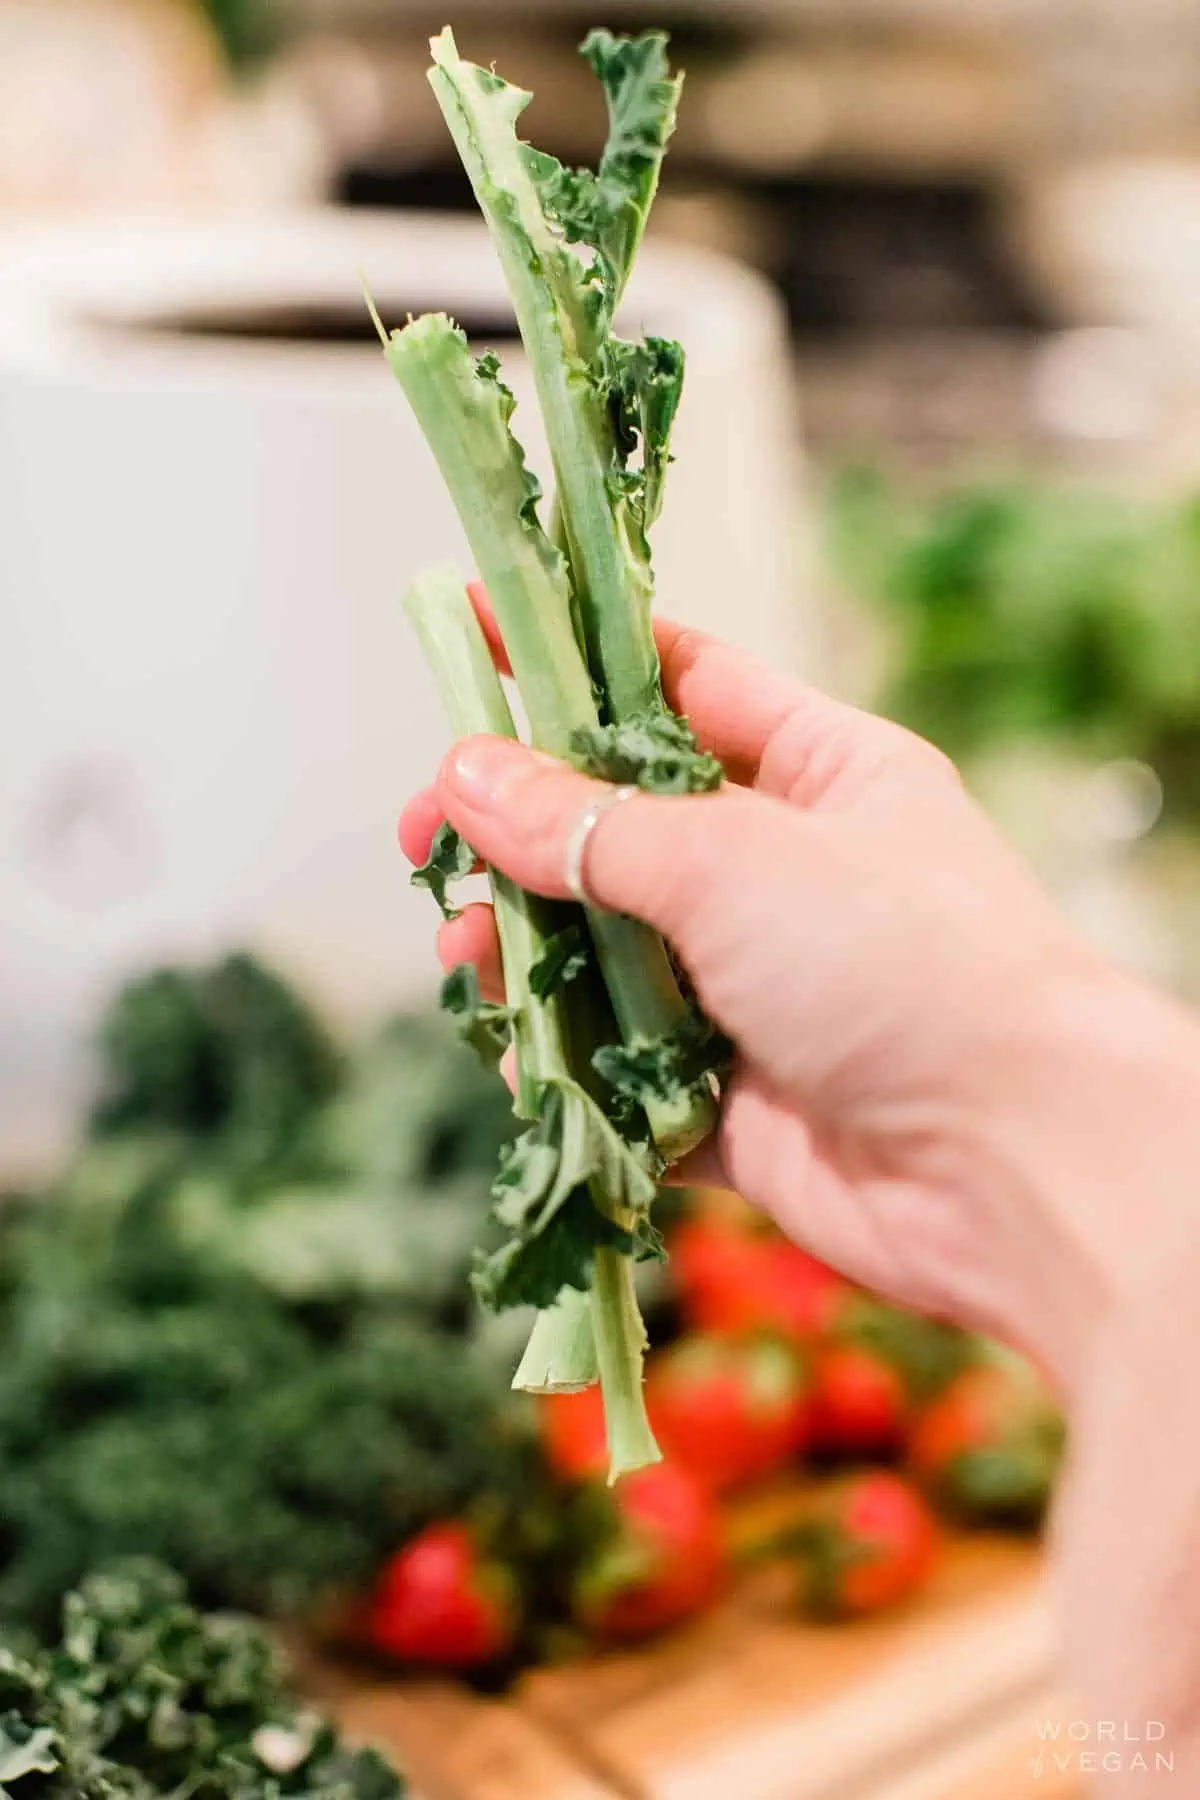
left=434, top=736, right=780, bottom=947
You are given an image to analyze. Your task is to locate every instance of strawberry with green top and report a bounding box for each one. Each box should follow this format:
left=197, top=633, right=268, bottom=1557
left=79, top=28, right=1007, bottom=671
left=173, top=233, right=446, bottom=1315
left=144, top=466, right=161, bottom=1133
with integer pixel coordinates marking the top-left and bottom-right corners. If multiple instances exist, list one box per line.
left=811, top=1295, right=969, bottom=1457
left=909, top=1345, right=1065, bottom=1527
left=671, top=1215, right=847, bottom=1342
left=575, top=1463, right=724, bottom=1642
left=810, top=1343, right=911, bottom=1457
left=793, top=1471, right=939, bottom=1619
left=646, top=1331, right=811, bottom=1492
left=367, top=1522, right=519, bottom=1670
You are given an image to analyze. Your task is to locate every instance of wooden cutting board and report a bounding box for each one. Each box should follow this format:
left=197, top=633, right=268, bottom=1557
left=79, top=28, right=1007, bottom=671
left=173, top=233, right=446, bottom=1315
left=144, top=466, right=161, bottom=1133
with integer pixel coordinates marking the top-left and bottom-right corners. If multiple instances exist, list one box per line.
left=309, top=1514, right=1057, bottom=1800
left=867, top=1692, right=1085, bottom=1800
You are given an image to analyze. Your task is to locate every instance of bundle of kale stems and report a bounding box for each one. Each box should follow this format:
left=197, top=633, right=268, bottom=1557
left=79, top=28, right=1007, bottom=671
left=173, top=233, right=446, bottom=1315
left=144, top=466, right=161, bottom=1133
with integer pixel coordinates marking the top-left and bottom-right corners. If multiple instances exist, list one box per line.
left=374, top=27, right=728, bottom=1479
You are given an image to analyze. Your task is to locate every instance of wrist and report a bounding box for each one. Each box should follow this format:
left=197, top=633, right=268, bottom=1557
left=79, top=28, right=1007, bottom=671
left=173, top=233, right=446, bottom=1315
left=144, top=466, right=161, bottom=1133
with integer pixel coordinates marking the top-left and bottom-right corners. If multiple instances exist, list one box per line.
left=963, top=949, right=1200, bottom=1401
left=1051, top=1222, right=1200, bottom=1745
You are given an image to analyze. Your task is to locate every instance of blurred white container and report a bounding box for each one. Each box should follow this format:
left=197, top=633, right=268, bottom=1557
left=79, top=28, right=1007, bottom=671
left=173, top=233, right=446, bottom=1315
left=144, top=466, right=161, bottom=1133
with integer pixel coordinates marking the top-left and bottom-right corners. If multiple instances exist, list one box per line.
left=0, top=209, right=809, bottom=1172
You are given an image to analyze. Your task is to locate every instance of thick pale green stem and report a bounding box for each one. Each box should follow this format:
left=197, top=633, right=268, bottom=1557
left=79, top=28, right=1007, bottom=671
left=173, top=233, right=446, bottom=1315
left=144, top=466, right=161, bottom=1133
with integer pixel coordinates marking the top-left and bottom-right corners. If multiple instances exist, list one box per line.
left=393, top=325, right=594, bottom=757
left=408, top=568, right=585, bottom=1392
left=545, top=41, right=676, bottom=662
left=428, top=31, right=663, bottom=723
left=390, top=326, right=715, bottom=1162
left=406, top=569, right=660, bottom=1469
left=592, top=1245, right=661, bottom=1481
left=406, top=563, right=559, bottom=1111
left=514, top=1289, right=597, bottom=1393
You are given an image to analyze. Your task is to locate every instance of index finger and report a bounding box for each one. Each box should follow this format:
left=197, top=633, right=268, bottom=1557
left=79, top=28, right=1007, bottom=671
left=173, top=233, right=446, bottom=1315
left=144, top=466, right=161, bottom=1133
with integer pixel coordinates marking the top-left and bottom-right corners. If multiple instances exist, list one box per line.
left=466, top=581, right=845, bottom=790
left=655, top=619, right=826, bottom=788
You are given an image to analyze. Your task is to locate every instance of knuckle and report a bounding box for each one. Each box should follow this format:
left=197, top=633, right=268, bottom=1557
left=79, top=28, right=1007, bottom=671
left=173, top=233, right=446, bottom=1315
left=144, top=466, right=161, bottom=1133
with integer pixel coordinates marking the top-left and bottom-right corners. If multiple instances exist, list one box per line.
left=766, top=697, right=963, bottom=808
left=910, top=736, right=963, bottom=791
left=647, top=801, right=716, bottom=922
left=657, top=625, right=709, bottom=693
left=878, top=725, right=964, bottom=793
left=762, top=700, right=861, bottom=804
left=645, top=791, right=761, bottom=950
left=527, top=761, right=576, bottom=828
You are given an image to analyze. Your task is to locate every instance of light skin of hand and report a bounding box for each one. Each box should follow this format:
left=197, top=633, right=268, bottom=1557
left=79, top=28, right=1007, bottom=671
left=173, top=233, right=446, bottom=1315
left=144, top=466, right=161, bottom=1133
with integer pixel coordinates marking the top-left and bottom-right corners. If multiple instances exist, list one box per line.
left=401, top=593, right=1196, bottom=1398
left=402, top=595, right=1200, bottom=1786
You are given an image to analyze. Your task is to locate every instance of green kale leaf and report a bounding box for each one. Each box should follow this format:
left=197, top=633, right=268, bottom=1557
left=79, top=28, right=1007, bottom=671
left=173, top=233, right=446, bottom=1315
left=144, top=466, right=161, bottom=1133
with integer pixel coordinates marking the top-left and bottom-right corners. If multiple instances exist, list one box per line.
left=528, top=927, right=589, bottom=1000
left=525, top=30, right=681, bottom=314
left=473, top=1079, right=656, bottom=1313
left=582, top=28, right=682, bottom=294
left=410, top=821, right=476, bottom=920
left=0, top=1561, right=405, bottom=1799
left=90, top=955, right=341, bottom=1189
left=571, top=712, right=724, bottom=794
left=592, top=1011, right=732, bottom=1110
left=441, top=963, right=514, bottom=1070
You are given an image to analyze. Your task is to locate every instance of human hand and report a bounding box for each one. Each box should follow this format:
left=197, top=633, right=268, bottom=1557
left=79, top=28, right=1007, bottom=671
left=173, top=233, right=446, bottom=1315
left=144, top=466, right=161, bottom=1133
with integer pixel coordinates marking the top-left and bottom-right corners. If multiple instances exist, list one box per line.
left=401, top=595, right=1200, bottom=1400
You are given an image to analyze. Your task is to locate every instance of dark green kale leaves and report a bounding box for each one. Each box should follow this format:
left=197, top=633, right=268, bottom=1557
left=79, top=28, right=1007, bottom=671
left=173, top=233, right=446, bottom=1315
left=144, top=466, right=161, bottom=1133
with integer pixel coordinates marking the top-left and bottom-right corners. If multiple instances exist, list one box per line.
left=527, top=928, right=589, bottom=1001
left=0, top=1245, right=512, bottom=1636
left=0, top=1561, right=404, bottom=1799
left=570, top=713, right=723, bottom=795
left=440, top=965, right=514, bottom=1072
left=91, top=954, right=341, bottom=1188
left=592, top=1011, right=731, bottom=1113
left=472, top=1079, right=656, bottom=1313
left=410, top=823, right=477, bottom=922
left=828, top=467, right=1200, bottom=823
left=0, top=957, right=523, bottom=1641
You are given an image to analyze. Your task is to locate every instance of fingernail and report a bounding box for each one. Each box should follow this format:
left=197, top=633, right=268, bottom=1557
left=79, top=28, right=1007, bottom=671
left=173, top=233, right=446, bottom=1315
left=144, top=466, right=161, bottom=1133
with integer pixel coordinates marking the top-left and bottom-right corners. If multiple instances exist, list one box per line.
left=443, top=737, right=529, bottom=811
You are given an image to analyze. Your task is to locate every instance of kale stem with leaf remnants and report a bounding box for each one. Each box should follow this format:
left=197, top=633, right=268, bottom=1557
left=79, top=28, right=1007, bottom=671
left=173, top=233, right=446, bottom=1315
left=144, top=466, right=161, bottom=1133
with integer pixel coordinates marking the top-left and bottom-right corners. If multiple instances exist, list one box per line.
left=405, top=566, right=659, bottom=1470
left=382, top=26, right=735, bottom=1480
left=388, top=316, right=715, bottom=1166
left=427, top=26, right=675, bottom=725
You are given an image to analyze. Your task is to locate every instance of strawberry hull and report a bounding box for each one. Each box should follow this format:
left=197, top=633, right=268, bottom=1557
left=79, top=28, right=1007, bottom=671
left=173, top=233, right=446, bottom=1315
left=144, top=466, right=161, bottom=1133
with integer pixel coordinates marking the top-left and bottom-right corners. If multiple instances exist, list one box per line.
left=574, top=1463, right=725, bottom=1642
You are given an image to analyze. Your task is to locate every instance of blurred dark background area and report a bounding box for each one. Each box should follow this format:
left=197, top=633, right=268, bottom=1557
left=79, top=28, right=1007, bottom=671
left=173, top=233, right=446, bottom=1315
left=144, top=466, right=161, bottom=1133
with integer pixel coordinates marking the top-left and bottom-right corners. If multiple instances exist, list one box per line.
left=331, top=4, right=1060, bottom=465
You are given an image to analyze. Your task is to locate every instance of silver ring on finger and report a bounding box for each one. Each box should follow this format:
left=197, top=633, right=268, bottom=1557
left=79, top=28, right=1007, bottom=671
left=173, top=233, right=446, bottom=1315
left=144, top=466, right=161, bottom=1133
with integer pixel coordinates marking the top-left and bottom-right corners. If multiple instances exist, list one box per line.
left=563, top=785, right=640, bottom=907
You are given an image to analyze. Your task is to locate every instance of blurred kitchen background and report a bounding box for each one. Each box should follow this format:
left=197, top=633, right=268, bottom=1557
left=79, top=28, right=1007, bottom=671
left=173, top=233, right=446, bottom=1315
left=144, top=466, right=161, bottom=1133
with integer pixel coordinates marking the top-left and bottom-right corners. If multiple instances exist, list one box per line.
left=9, top=0, right=1200, bottom=1169
left=0, top=6, right=1197, bottom=1793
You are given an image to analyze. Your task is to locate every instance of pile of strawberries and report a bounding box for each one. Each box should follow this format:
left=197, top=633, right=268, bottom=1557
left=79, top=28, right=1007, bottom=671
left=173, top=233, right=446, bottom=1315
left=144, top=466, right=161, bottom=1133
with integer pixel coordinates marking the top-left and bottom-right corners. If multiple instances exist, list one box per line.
left=357, top=1203, right=1064, bottom=1674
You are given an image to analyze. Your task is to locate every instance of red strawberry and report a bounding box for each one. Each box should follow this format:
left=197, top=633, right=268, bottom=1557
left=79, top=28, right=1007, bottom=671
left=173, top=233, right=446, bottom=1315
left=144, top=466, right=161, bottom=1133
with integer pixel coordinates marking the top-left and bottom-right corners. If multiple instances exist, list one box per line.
left=909, top=1349, right=1064, bottom=1527
left=831, top=1294, right=970, bottom=1402
left=540, top=1387, right=610, bottom=1484
left=796, top=1471, right=939, bottom=1618
left=575, top=1463, right=724, bottom=1642
left=647, top=1332, right=811, bottom=1492
left=671, top=1217, right=847, bottom=1341
left=367, top=1522, right=518, bottom=1670
left=810, top=1342, right=910, bottom=1457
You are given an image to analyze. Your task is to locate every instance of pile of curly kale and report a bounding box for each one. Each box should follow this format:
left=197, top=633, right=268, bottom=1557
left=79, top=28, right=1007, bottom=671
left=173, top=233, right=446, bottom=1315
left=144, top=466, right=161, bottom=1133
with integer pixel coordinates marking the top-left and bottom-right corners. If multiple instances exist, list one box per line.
left=0, top=954, right=528, bottom=1641
left=0, top=1560, right=403, bottom=1798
